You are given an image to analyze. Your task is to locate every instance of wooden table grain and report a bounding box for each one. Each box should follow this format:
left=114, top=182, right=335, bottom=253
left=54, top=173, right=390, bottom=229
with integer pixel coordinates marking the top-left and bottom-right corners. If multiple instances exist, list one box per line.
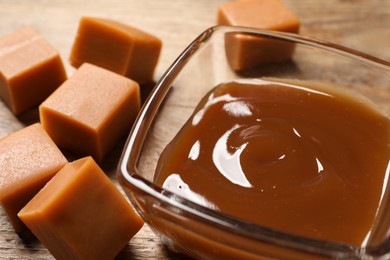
left=0, top=0, right=389, bottom=259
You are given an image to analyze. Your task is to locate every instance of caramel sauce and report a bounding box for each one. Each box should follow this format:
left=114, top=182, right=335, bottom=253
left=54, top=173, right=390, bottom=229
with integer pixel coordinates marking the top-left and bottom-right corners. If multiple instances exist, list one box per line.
left=154, top=79, right=390, bottom=246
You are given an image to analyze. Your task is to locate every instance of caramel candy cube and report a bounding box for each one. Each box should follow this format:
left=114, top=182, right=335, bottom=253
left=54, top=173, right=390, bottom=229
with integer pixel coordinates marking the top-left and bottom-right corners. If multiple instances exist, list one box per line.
left=0, top=27, right=66, bottom=114
left=70, top=17, right=162, bottom=84
left=18, top=156, right=144, bottom=260
left=217, top=0, right=300, bottom=71
left=40, top=63, right=141, bottom=162
left=0, top=123, right=67, bottom=233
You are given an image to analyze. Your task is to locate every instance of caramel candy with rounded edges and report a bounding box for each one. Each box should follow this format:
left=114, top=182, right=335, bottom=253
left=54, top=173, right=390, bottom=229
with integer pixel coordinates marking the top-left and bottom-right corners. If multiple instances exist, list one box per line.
left=0, top=123, right=68, bottom=233
left=0, top=26, right=66, bottom=114
left=217, top=0, right=300, bottom=71
left=70, top=16, right=162, bottom=84
left=40, top=63, right=141, bottom=162
left=18, top=156, right=144, bottom=260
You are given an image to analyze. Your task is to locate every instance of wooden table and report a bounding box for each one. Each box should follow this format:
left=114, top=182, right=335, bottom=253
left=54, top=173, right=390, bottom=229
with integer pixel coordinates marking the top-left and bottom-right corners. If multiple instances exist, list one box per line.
left=0, top=0, right=389, bottom=259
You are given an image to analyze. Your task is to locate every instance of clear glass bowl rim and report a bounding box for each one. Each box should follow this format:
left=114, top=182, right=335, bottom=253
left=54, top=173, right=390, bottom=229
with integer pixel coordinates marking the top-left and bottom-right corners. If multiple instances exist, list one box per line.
left=118, top=25, right=390, bottom=258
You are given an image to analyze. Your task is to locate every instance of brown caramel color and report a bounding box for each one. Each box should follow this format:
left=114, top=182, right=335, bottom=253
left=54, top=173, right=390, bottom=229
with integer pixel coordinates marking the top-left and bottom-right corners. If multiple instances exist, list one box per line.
left=155, top=79, right=390, bottom=246
left=18, top=156, right=144, bottom=260
left=0, top=123, right=67, bottom=233
left=0, top=27, right=66, bottom=114
left=217, top=0, right=300, bottom=71
left=40, top=63, right=141, bottom=162
left=69, top=16, right=162, bottom=84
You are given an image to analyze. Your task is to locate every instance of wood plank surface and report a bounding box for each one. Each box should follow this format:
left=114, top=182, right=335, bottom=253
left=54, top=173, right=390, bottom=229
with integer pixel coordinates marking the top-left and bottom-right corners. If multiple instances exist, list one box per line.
left=0, top=0, right=389, bottom=259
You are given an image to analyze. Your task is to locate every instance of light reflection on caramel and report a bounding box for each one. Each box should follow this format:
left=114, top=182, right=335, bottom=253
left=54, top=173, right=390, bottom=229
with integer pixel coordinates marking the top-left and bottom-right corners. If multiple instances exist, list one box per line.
left=155, top=79, right=390, bottom=246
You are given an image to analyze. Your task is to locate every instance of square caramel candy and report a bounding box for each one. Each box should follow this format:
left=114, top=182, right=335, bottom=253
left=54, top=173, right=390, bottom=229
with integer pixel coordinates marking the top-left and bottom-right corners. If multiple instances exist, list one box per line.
left=39, top=63, right=141, bottom=162
left=70, top=16, right=162, bottom=84
left=0, top=26, right=66, bottom=114
left=18, top=156, right=144, bottom=260
left=0, top=123, right=67, bottom=233
left=217, top=0, right=300, bottom=71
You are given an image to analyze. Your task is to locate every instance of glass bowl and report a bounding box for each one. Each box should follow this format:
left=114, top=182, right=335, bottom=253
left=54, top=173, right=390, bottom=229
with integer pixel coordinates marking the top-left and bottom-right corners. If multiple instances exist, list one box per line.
left=118, top=26, right=390, bottom=259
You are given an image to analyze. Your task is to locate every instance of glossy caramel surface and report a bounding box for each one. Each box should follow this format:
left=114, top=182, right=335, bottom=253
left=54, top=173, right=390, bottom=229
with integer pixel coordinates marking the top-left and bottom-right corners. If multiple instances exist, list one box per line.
left=155, top=79, right=390, bottom=245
